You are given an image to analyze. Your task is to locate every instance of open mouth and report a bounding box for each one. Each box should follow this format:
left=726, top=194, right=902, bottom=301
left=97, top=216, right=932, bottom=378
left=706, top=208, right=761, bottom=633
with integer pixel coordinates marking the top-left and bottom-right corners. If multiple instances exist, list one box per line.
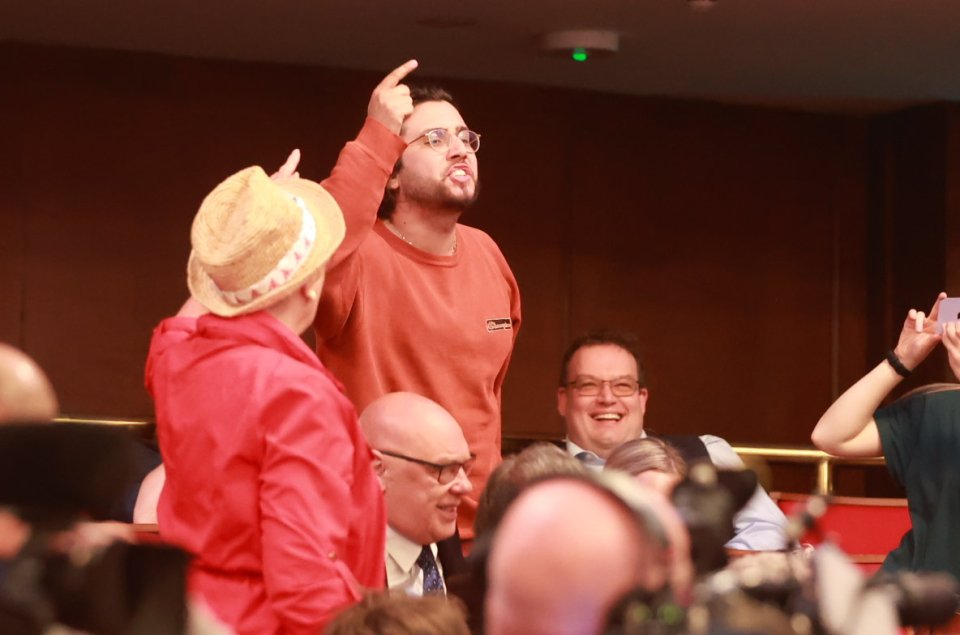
left=448, top=165, right=473, bottom=184
left=592, top=412, right=623, bottom=423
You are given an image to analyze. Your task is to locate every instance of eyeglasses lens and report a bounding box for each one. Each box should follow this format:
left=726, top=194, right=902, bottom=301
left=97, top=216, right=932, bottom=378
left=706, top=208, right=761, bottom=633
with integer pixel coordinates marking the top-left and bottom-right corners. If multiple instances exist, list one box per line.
left=426, top=129, right=480, bottom=153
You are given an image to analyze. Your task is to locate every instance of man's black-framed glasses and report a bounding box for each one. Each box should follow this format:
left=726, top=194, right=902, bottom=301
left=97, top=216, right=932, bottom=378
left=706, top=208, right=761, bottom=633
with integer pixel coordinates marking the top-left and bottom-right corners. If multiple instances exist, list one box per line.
left=410, top=128, right=481, bottom=154
left=379, top=449, right=477, bottom=484
left=566, top=375, right=641, bottom=397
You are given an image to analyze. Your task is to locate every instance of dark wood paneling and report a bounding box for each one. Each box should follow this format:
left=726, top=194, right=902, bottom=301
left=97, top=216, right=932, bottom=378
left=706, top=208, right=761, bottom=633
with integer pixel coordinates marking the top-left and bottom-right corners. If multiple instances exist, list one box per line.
left=0, top=49, right=25, bottom=345
left=556, top=100, right=867, bottom=446
left=946, top=106, right=960, bottom=303
left=2, top=43, right=956, bottom=499
left=866, top=106, right=951, bottom=395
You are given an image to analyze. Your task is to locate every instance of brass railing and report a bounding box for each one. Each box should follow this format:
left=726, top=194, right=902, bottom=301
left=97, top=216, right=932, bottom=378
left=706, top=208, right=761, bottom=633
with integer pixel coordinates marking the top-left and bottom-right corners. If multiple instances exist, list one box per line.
left=55, top=416, right=152, bottom=427
left=730, top=444, right=885, bottom=495
left=502, top=434, right=885, bottom=496
left=54, top=415, right=155, bottom=441
left=56, top=418, right=879, bottom=495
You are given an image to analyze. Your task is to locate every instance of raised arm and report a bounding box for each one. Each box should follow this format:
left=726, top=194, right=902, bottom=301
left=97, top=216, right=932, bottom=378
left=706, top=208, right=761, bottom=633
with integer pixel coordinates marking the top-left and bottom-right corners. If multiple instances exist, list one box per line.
left=271, top=60, right=416, bottom=268
left=321, top=59, right=417, bottom=267
left=811, top=293, right=945, bottom=457
left=270, top=63, right=416, bottom=340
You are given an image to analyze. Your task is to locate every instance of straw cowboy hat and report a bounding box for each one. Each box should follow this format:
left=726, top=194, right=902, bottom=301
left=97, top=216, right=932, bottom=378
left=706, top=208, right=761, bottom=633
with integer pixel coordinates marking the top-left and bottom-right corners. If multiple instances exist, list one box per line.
left=187, top=166, right=345, bottom=317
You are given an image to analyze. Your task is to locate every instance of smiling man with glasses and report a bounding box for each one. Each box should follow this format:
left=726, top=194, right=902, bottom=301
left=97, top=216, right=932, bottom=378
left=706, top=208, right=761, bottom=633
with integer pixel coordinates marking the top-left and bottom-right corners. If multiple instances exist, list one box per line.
left=557, top=329, right=787, bottom=551
left=558, top=334, right=650, bottom=467
left=360, top=392, right=475, bottom=597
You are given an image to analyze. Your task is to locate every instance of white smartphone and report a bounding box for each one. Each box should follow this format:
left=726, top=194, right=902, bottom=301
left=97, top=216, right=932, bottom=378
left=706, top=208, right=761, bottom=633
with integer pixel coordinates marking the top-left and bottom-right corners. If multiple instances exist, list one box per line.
left=936, top=297, right=960, bottom=334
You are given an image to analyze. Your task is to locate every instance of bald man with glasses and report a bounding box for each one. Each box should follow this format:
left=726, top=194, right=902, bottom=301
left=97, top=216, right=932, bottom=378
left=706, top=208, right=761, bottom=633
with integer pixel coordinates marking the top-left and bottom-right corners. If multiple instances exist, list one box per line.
left=360, top=392, right=475, bottom=596
left=557, top=329, right=788, bottom=551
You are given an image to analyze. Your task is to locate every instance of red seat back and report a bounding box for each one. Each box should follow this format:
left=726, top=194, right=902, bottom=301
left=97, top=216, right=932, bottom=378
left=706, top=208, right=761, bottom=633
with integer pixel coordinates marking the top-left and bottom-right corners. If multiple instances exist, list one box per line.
left=772, top=492, right=911, bottom=574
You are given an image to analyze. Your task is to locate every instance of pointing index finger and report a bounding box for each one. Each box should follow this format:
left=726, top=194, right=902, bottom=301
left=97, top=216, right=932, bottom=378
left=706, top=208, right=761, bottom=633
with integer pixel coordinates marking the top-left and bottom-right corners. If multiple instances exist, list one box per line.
left=271, top=148, right=301, bottom=180
left=378, top=59, right=418, bottom=90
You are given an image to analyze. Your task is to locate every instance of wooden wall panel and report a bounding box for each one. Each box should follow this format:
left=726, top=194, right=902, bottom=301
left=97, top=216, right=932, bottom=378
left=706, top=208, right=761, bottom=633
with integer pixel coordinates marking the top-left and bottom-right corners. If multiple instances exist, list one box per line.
left=832, top=123, right=871, bottom=399
left=0, top=49, right=25, bottom=345
left=554, top=100, right=868, bottom=445
left=4, top=45, right=385, bottom=416
left=949, top=107, right=960, bottom=294
left=866, top=107, right=950, bottom=393
left=6, top=43, right=948, bottom=482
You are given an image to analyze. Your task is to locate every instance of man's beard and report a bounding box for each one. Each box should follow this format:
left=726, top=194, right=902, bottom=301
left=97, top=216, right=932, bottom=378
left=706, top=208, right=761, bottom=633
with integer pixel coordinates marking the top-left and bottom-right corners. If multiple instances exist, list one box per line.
left=403, top=176, right=481, bottom=214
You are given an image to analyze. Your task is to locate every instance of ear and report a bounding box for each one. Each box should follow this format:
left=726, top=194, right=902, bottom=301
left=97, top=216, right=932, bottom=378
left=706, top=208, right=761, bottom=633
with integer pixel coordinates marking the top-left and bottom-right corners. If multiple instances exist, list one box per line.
left=299, top=270, right=326, bottom=301
left=556, top=387, right=568, bottom=418
left=638, top=388, right=650, bottom=416
left=300, top=285, right=318, bottom=302
left=386, top=173, right=401, bottom=193
left=370, top=449, right=387, bottom=492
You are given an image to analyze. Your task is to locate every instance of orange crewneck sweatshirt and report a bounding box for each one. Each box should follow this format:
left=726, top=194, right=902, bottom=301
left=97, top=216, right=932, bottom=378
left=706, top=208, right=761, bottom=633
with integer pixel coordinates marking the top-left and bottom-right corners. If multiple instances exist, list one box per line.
left=316, top=118, right=521, bottom=539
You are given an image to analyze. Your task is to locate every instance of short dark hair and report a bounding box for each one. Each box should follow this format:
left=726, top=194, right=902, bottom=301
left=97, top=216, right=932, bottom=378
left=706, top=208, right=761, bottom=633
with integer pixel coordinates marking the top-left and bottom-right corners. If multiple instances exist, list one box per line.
left=409, top=85, right=456, bottom=109
left=474, top=443, right=586, bottom=537
left=377, top=86, right=458, bottom=220
left=323, top=591, right=469, bottom=635
left=558, top=329, right=647, bottom=388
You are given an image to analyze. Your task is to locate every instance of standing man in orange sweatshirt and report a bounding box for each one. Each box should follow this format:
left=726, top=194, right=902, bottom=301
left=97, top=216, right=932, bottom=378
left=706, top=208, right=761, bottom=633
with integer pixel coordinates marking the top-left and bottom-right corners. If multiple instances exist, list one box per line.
left=278, top=62, right=521, bottom=542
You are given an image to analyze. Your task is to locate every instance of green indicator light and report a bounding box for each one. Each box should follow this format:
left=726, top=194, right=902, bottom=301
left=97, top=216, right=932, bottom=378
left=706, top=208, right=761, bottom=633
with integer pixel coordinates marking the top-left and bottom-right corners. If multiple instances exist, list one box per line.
left=572, top=47, right=588, bottom=62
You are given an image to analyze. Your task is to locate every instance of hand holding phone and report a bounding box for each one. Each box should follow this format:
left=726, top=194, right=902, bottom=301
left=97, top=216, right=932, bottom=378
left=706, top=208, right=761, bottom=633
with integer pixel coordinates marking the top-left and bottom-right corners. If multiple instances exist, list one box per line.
left=935, top=297, right=960, bottom=334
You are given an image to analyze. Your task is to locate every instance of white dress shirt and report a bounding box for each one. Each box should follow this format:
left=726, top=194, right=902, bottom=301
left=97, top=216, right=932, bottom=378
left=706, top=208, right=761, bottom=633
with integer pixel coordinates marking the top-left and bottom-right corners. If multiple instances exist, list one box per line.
left=566, top=439, right=605, bottom=473
left=385, top=526, right=445, bottom=596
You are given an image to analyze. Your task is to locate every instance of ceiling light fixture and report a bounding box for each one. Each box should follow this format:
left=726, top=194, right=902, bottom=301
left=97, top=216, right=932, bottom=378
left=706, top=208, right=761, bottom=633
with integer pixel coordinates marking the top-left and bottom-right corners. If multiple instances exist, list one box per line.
left=416, top=16, right=479, bottom=29
left=540, top=30, right=619, bottom=62
left=687, top=0, right=720, bottom=11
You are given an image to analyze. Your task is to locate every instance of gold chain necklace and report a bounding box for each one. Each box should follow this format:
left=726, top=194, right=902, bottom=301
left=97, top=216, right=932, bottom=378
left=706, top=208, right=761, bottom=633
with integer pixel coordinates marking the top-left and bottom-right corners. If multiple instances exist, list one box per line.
left=384, top=219, right=457, bottom=256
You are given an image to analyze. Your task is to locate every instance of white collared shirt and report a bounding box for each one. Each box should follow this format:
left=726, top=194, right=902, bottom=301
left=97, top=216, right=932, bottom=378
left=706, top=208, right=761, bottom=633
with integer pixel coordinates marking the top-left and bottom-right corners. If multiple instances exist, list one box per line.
left=385, top=526, right=445, bottom=596
left=565, top=438, right=605, bottom=472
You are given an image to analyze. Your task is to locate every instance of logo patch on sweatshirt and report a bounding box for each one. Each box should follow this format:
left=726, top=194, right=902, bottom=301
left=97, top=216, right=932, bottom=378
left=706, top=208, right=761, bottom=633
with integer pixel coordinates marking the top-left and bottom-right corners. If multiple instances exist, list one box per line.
left=486, top=318, right=513, bottom=333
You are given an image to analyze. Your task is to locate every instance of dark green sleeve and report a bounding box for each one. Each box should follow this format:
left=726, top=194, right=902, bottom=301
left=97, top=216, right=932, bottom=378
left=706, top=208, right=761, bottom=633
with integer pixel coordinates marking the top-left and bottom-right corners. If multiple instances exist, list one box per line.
left=875, top=393, right=925, bottom=485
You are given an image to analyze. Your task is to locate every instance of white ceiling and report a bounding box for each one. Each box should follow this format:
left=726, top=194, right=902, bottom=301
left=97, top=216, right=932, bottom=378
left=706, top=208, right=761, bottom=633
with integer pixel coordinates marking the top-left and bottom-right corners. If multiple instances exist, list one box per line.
left=4, top=0, right=960, bottom=112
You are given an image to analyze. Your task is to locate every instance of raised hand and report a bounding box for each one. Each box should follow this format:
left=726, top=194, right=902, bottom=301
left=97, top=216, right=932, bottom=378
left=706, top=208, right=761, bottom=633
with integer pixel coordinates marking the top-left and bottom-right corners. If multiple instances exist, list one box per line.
left=892, top=292, right=946, bottom=370
left=368, top=59, right=418, bottom=134
left=271, top=149, right=301, bottom=180
left=942, top=320, right=960, bottom=381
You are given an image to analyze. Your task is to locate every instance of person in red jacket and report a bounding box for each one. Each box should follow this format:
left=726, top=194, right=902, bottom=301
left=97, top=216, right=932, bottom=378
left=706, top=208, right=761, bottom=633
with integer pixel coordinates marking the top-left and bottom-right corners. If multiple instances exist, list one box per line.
left=146, top=158, right=387, bottom=632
